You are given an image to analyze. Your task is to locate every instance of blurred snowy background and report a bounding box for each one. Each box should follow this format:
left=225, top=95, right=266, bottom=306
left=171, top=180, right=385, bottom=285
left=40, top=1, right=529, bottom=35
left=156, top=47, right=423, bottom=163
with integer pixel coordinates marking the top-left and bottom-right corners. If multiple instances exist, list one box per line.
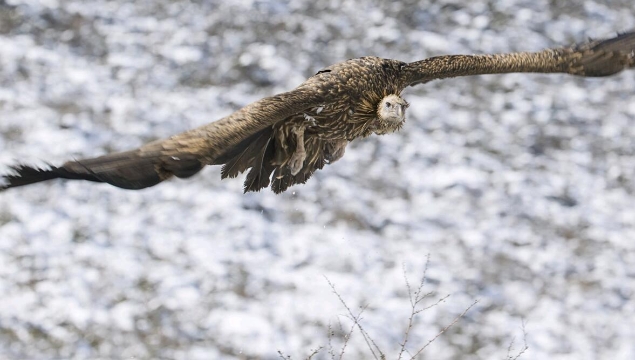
left=1, top=0, right=635, bottom=359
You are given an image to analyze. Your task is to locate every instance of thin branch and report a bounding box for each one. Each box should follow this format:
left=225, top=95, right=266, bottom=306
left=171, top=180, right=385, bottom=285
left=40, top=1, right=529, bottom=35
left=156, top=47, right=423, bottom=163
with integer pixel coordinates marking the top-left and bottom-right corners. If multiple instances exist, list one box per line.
left=414, top=294, right=450, bottom=315
left=353, top=310, right=385, bottom=360
left=328, top=321, right=336, bottom=360
left=413, top=254, right=432, bottom=306
left=408, top=299, right=479, bottom=360
left=398, top=256, right=438, bottom=360
left=306, top=346, right=323, bottom=360
left=506, top=336, right=516, bottom=357
left=338, top=307, right=364, bottom=360
left=325, top=275, right=385, bottom=360
left=333, top=313, right=361, bottom=360
left=507, top=319, right=529, bottom=360
left=403, top=262, right=414, bottom=308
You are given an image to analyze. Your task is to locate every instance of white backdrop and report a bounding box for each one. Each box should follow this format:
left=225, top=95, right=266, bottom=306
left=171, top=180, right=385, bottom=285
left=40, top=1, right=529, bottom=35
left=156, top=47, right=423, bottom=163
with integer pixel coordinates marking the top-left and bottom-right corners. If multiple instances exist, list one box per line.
left=1, top=0, right=634, bottom=359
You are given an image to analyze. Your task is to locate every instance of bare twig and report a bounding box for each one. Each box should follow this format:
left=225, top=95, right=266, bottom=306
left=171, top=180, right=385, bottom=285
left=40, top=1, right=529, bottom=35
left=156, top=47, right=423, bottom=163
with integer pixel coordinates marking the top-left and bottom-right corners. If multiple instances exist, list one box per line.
left=306, top=346, right=323, bottom=360
left=398, top=256, right=438, bottom=360
left=278, top=345, right=323, bottom=360
left=507, top=336, right=516, bottom=357
left=328, top=315, right=355, bottom=360
left=328, top=321, right=336, bottom=360
left=418, top=294, right=450, bottom=312
left=353, top=309, right=385, bottom=360
left=506, top=319, right=529, bottom=360
left=408, top=299, right=479, bottom=360
left=325, top=276, right=385, bottom=360
left=397, top=253, right=432, bottom=360
left=324, top=259, right=481, bottom=360
left=338, top=305, right=364, bottom=360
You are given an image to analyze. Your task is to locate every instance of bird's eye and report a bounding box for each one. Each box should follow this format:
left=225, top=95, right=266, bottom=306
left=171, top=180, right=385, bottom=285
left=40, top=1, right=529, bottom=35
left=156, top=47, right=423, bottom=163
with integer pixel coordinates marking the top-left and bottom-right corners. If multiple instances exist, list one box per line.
left=385, top=102, right=392, bottom=108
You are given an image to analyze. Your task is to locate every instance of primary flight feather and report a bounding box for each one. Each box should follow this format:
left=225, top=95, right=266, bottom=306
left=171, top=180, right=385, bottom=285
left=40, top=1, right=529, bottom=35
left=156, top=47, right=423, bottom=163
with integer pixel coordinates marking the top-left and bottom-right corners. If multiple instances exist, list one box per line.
left=2, top=31, right=634, bottom=193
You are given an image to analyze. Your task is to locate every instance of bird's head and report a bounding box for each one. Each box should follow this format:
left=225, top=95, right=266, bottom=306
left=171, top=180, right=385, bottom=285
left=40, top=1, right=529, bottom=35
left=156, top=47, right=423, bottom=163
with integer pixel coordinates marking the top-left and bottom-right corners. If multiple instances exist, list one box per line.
left=374, top=94, right=409, bottom=135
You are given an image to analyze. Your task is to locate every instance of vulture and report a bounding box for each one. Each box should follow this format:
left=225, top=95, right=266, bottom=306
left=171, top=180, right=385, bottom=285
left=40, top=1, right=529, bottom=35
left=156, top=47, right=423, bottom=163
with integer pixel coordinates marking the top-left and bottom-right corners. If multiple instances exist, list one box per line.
left=1, top=32, right=634, bottom=193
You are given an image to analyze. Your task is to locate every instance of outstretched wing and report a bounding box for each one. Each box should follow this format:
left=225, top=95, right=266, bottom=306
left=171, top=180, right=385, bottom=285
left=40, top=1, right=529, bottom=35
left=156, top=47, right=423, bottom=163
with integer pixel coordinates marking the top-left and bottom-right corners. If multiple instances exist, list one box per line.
left=403, top=31, right=635, bottom=86
left=1, top=83, right=327, bottom=191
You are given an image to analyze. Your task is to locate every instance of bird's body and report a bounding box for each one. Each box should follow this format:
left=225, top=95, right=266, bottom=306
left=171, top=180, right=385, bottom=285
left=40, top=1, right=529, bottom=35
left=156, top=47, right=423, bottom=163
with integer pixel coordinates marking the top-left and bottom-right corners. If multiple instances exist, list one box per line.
left=216, top=57, right=410, bottom=192
left=2, top=32, right=634, bottom=193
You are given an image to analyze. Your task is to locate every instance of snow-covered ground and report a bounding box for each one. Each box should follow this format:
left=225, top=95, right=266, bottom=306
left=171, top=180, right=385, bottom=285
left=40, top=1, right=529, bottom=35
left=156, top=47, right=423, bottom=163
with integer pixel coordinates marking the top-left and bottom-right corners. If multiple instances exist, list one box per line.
left=1, top=0, right=634, bottom=359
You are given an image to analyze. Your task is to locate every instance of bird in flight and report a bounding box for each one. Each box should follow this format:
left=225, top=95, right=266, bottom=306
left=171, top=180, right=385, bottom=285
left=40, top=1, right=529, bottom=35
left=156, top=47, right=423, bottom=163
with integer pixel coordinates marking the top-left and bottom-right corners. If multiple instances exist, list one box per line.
left=1, top=32, right=634, bottom=193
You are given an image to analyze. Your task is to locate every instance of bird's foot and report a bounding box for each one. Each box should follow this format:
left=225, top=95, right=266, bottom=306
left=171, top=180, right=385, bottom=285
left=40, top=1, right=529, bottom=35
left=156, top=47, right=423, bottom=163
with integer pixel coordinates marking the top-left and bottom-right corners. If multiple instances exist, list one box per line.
left=288, top=124, right=307, bottom=176
left=288, top=149, right=306, bottom=176
left=324, top=139, right=348, bottom=164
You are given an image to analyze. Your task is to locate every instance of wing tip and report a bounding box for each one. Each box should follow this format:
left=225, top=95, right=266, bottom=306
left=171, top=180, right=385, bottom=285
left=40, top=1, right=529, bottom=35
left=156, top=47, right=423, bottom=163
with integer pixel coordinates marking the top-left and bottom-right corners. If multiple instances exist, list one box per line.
left=0, top=163, right=60, bottom=190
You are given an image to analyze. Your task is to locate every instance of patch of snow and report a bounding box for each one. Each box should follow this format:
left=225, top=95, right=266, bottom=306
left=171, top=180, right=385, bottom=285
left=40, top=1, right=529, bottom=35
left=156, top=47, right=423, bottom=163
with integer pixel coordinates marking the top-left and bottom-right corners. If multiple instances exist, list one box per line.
left=1, top=1, right=634, bottom=359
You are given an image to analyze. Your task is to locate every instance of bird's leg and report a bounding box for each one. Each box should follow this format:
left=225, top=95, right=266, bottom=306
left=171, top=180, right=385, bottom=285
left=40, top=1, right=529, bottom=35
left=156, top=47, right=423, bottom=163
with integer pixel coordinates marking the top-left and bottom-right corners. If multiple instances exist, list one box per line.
left=324, top=139, right=348, bottom=164
left=288, top=124, right=307, bottom=176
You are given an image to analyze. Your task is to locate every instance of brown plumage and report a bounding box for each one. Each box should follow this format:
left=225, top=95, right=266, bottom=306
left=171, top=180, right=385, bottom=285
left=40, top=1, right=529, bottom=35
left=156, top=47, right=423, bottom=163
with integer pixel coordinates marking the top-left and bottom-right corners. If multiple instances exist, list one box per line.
left=2, top=32, right=634, bottom=193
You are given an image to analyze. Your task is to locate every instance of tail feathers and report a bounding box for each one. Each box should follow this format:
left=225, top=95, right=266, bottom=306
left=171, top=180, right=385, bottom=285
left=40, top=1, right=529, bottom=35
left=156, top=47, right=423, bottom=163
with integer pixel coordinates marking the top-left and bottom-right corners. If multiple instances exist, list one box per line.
left=214, top=126, right=345, bottom=193
left=215, top=126, right=328, bottom=194
left=1, top=150, right=204, bottom=191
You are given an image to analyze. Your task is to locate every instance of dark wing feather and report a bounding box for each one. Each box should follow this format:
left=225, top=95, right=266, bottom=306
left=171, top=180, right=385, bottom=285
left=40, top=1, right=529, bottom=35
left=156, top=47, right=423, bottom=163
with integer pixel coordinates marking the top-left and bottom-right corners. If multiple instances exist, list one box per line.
left=1, top=84, right=327, bottom=191
left=403, top=31, right=635, bottom=86
left=1, top=164, right=101, bottom=188
left=243, top=139, right=277, bottom=192
left=568, top=31, right=635, bottom=76
left=219, top=127, right=274, bottom=179
left=1, top=150, right=167, bottom=190
left=271, top=167, right=293, bottom=194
